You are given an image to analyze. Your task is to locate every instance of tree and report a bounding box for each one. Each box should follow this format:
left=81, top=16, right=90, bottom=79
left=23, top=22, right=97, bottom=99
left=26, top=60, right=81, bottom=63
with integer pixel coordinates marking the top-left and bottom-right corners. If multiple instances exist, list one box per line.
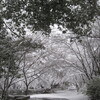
left=0, top=0, right=100, bottom=98
left=0, top=33, right=45, bottom=98
left=44, top=24, right=100, bottom=91
left=0, top=33, right=20, bottom=100
left=0, top=0, right=99, bottom=36
left=8, top=36, right=45, bottom=95
left=63, top=34, right=100, bottom=92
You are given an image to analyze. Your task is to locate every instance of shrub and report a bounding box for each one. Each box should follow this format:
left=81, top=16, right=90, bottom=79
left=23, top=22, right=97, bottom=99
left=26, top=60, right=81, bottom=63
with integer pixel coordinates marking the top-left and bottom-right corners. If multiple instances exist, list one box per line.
left=86, top=78, right=100, bottom=100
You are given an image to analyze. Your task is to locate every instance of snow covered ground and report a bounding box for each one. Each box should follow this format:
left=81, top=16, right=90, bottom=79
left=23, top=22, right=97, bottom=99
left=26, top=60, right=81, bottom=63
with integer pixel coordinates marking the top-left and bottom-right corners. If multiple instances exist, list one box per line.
left=30, top=90, right=88, bottom=100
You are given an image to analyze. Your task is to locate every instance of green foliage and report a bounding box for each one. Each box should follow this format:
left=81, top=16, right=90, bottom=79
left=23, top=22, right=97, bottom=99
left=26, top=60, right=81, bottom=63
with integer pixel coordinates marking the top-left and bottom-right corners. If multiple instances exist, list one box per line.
left=86, top=78, right=100, bottom=100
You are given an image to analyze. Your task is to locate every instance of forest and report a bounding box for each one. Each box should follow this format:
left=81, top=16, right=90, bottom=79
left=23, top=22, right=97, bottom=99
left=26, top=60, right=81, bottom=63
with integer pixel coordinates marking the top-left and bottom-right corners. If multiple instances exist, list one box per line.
left=0, top=0, right=100, bottom=100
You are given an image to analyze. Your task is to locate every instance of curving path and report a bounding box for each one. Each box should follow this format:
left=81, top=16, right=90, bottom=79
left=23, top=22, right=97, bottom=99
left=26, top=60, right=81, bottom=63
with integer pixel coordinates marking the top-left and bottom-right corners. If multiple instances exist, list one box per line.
left=30, top=90, right=88, bottom=100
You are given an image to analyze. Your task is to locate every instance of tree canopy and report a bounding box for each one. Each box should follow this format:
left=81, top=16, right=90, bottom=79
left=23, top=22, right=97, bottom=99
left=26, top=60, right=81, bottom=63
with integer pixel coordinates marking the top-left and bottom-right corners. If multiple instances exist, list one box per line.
left=0, top=0, right=100, bottom=36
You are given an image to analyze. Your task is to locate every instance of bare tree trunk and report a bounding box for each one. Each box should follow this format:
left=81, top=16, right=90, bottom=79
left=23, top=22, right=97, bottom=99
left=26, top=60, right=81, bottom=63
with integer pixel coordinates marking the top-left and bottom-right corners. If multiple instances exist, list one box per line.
left=23, top=52, right=29, bottom=95
left=2, top=68, right=10, bottom=100
left=24, top=84, right=29, bottom=95
left=4, top=64, right=10, bottom=100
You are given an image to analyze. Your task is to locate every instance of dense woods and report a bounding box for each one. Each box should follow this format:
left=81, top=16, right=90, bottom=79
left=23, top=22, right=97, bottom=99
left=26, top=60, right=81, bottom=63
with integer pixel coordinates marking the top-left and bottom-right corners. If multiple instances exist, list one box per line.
left=0, top=0, right=100, bottom=100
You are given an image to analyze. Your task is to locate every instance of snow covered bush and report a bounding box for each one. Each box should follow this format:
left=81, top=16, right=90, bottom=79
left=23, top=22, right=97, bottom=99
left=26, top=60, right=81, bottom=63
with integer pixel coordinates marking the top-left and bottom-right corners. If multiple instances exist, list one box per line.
left=86, top=78, right=100, bottom=100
